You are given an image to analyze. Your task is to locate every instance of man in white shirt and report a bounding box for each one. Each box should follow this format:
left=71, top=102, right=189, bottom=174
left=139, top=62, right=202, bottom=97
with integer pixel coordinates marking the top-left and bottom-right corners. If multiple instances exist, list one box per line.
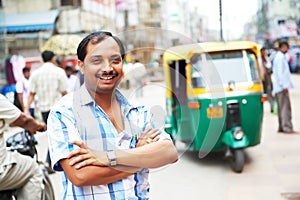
left=0, top=94, right=46, bottom=199
left=15, top=67, right=35, bottom=117
left=65, top=65, right=80, bottom=93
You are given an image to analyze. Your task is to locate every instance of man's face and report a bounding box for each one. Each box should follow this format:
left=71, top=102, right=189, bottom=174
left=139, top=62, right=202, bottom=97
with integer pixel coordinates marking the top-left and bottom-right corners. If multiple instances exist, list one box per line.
left=24, top=71, right=30, bottom=79
left=78, top=37, right=123, bottom=95
left=280, top=44, right=289, bottom=54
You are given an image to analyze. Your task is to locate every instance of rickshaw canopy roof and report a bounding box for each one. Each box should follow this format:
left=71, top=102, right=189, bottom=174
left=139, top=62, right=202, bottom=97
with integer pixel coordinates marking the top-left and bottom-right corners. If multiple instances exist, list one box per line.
left=163, top=41, right=260, bottom=63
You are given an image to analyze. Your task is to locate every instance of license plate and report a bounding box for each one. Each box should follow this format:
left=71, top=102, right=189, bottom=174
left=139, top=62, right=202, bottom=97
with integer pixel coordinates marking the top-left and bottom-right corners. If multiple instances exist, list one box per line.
left=207, top=107, right=223, bottom=118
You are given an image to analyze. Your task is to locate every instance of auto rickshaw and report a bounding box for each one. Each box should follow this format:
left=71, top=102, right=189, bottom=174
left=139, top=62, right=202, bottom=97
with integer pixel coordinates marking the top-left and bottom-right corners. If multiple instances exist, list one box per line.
left=163, top=41, right=266, bottom=173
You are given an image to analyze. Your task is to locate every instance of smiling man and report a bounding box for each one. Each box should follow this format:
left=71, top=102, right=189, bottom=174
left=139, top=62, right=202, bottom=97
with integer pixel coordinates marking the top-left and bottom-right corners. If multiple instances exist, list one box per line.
left=47, top=31, right=178, bottom=199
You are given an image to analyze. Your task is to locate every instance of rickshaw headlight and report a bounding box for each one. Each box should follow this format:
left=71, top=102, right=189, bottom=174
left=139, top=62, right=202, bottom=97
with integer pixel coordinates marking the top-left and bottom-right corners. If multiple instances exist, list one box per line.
left=232, top=128, right=244, bottom=140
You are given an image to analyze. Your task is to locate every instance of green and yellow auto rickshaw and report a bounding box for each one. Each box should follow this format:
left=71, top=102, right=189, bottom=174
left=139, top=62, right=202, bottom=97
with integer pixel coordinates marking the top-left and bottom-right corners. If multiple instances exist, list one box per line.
left=163, top=41, right=266, bottom=173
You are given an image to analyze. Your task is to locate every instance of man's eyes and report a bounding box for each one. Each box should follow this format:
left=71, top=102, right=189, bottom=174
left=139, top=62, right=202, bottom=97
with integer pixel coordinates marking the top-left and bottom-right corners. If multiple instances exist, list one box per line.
left=111, top=58, right=122, bottom=64
left=90, top=58, right=102, bottom=64
left=89, top=56, right=122, bottom=65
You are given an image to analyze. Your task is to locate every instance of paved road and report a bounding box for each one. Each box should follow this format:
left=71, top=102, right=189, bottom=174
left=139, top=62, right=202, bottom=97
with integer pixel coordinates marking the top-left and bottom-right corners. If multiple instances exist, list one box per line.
left=34, top=74, right=300, bottom=200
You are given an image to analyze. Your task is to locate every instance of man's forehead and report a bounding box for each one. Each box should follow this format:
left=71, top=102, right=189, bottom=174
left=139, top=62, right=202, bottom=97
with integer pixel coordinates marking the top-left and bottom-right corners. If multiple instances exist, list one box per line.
left=87, top=38, right=120, bottom=56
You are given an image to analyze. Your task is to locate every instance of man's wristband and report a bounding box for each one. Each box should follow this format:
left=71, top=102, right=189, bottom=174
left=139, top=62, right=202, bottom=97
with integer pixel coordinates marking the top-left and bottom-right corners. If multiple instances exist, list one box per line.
left=106, top=150, right=117, bottom=167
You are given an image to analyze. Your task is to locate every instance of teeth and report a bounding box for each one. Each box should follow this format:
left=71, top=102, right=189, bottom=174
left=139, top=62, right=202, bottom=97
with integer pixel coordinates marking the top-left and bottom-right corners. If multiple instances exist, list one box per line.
left=101, top=76, right=113, bottom=80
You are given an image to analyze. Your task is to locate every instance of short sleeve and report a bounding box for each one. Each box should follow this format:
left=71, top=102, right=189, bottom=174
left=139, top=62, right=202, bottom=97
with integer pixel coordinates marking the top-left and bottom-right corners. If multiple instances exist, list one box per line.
left=15, top=80, right=23, bottom=93
left=47, top=103, right=80, bottom=171
left=142, top=107, right=171, bottom=141
left=0, top=94, right=21, bottom=132
left=28, top=73, right=36, bottom=93
left=58, top=70, right=68, bottom=93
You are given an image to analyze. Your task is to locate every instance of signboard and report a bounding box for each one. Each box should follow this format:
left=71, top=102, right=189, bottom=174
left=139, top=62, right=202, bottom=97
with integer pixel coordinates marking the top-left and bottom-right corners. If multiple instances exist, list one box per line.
left=82, top=0, right=115, bottom=18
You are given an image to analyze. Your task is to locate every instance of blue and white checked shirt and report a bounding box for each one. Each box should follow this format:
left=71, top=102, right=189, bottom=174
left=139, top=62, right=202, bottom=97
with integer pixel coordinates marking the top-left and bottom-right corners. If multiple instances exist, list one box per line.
left=47, top=85, right=170, bottom=200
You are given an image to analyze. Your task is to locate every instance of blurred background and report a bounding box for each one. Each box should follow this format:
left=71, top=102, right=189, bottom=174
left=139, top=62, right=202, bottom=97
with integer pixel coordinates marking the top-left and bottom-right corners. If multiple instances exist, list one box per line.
left=0, top=0, right=299, bottom=91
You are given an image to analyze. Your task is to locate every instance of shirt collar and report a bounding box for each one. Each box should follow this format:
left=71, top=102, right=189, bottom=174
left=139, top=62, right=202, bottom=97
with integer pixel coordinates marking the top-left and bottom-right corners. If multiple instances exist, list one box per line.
left=76, top=84, right=138, bottom=115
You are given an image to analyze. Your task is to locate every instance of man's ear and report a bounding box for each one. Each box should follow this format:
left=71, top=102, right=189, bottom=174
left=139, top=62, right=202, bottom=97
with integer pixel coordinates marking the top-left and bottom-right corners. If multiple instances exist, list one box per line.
left=77, top=60, right=84, bottom=74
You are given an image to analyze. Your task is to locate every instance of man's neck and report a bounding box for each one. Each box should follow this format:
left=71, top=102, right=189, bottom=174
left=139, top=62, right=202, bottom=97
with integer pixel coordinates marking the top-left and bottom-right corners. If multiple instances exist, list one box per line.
left=94, top=91, right=117, bottom=110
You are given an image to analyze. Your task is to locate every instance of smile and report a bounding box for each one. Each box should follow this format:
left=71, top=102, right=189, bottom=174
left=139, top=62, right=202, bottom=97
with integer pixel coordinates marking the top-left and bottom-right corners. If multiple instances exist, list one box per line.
left=95, top=72, right=119, bottom=80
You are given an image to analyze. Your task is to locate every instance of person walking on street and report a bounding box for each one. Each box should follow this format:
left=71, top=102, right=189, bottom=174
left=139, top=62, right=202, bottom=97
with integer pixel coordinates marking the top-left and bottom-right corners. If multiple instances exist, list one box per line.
left=260, top=47, right=275, bottom=113
left=24, top=50, right=68, bottom=168
left=15, top=67, right=35, bottom=117
left=0, top=93, right=46, bottom=200
left=64, top=65, right=80, bottom=93
left=132, top=59, right=147, bottom=97
left=272, top=41, right=297, bottom=134
left=47, top=31, right=178, bottom=199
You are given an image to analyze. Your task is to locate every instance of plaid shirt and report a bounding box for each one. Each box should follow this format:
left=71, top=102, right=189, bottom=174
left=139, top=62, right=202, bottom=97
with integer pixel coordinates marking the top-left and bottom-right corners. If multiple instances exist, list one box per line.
left=47, top=85, right=170, bottom=200
left=29, top=62, right=68, bottom=112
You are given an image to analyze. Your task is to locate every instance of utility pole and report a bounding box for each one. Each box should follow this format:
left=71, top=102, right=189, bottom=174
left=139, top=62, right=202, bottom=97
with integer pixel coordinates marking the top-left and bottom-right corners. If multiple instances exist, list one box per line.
left=219, top=0, right=224, bottom=41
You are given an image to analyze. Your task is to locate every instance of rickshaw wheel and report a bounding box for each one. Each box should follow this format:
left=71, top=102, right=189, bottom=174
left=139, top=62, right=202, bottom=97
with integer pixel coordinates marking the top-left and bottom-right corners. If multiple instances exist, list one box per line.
left=230, top=149, right=245, bottom=173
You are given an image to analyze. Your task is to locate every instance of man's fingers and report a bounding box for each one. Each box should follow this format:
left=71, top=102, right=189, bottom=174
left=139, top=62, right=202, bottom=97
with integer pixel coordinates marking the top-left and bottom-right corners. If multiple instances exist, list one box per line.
left=67, top=148, right=88, bottom=159
left=69, top=153, right=91, bottom=166
left=149, top=130, right=160, bottom=139
left=71, top=140, right=86, bottom=148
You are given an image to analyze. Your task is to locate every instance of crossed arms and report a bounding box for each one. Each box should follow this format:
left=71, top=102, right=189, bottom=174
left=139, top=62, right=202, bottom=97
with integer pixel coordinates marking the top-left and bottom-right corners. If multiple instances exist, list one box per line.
left=60, top=128, right=178, bottom=187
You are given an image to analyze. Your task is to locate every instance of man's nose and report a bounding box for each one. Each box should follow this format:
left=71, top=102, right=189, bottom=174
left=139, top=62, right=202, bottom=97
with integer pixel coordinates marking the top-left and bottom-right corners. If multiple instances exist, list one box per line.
left=102, top=60, right=113, bottom=71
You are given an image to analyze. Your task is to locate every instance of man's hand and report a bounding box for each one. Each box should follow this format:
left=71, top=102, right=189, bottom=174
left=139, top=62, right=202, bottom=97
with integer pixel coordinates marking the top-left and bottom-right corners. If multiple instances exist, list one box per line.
left=136, top=127, right=160, bottom=147
left=29, top=121, right=46, bottom=134
left=68, top=140, right=109, bottom=169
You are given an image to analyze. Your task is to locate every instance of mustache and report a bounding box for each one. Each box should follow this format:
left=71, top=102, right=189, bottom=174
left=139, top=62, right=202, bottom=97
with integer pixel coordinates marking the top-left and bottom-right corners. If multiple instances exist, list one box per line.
left=95, top=71, right=119, bottom=78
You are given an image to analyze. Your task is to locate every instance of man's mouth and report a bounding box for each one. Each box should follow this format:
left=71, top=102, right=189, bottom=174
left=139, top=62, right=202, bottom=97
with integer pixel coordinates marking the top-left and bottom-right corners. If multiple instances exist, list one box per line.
left=95, top=72, right=119, bottom=80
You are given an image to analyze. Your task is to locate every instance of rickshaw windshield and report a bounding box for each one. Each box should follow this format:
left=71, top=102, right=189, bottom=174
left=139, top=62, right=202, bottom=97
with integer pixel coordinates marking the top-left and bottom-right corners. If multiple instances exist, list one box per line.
left=190, top=50, right=260, bottom=88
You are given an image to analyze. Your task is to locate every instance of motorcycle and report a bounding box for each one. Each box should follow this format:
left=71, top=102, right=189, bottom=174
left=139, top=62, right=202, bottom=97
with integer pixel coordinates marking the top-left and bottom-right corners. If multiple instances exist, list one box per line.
left=0, top=130, right=55, bottom=200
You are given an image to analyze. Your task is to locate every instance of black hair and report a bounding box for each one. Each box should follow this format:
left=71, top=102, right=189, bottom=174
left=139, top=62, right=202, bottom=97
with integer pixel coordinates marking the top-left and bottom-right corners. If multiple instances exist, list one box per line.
left=22, top=67, right=30, bottom=73
left=42, top=50, right=55, bottom=62
left=278, top=40, right=289, bottom=49
left=65, top=66, right=73, bottom=71
left=77, top=31, right=126, bottom=62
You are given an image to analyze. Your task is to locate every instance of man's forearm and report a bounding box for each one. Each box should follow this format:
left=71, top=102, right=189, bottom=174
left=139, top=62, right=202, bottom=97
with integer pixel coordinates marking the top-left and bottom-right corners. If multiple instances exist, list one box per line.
left=61, top=159, right=138, bottom=186
left=10, top=113, right=45, bottom=133
left=26, top=93, right=35, bottom=110
left=115, top=140, right=178, bottom=168
left=17, top=93, right=24, bottom=110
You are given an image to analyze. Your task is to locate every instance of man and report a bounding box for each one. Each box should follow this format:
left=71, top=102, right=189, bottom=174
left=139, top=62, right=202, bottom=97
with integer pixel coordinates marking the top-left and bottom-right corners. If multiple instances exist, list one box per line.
left=47, top=31, right=178, bottom=199
left=0, top=94, right=46, bottom=199
left=15, top=67, right=35, bottom=116
left=132, top=59, right=147, bottom=97
left=25, top=50, right=68, bottom=123
left=25, top=50, right=68, bottom=167
left=260, top=47, right=275, bottom=113
left=65, top=64, right=80, bottom=93
left=272, top=41, right=297, bottom=134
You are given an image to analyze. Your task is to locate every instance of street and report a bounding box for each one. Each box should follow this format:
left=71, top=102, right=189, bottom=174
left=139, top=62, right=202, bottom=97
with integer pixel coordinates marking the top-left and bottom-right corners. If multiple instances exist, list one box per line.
left=35, top=74, right=300, bottom=200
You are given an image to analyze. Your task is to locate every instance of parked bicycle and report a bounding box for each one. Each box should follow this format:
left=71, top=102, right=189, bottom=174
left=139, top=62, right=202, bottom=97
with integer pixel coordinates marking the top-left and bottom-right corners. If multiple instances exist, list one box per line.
left=0, top=130, right=55, bottom=200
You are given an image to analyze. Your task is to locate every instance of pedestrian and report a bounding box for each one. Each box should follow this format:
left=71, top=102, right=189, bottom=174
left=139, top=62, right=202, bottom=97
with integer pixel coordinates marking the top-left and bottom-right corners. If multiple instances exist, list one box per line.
left=0, top=93, right=46, bottom=200
left=272, top=41, right=297, bottom=134
left=65, top=64, right=80, bottom=93
left=260, top=47, right=275, bottom=113
left=15, top=67, right=35, bottom=117
left=132, top=59, right=147, bottom=97
left=24, top=50, right=68, bottom=169
left=47, top=31, right=178, bottom=199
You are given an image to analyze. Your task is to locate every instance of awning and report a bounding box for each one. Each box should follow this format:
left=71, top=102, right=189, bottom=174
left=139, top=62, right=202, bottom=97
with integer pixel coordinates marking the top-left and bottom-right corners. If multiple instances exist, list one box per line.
left=0, top=10, right=59, bottom=33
